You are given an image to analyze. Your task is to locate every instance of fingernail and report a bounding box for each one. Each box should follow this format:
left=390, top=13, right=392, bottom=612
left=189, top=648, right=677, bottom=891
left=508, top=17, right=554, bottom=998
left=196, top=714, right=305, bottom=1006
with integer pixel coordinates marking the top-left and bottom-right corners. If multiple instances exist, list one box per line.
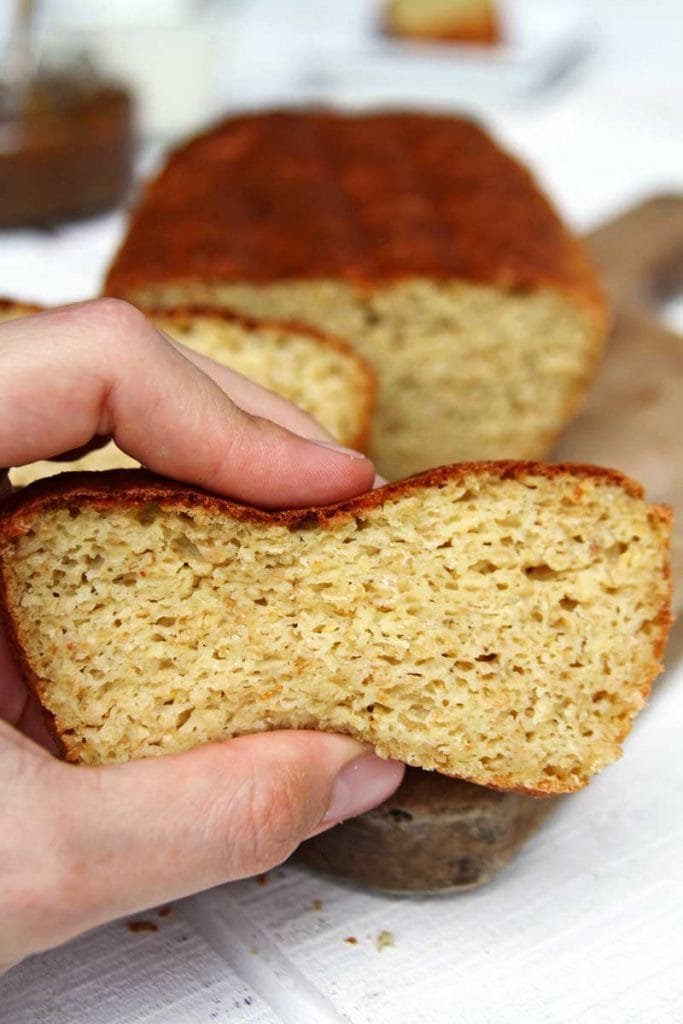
left=373, top=474, right=387, bottom=489
left=311, top=440, right=368, bottom=461
left=322, top=754, right=405, bottom=823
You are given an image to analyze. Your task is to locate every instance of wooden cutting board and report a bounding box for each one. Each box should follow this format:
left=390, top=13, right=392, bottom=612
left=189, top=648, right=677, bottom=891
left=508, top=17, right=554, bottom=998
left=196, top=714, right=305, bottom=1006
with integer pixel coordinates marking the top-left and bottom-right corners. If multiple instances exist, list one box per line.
left=297, top=196, right=683, bottom=893
left=556, top=195, right=683, bottom=609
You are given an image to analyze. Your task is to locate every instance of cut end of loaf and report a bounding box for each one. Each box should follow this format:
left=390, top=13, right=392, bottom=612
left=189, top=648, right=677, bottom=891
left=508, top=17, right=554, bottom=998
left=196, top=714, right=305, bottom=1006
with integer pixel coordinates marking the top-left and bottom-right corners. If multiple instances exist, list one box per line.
left=103, top=109, right=607, bottom=478
left=0, top=464, right=671, bottom=794
left=122, top=278, right=605, bottom=480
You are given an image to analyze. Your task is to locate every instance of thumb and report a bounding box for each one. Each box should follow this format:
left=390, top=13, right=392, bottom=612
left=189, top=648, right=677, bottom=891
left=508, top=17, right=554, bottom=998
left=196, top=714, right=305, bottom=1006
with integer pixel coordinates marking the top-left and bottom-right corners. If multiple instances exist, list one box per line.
left=3, top=727, right=403, bottom=965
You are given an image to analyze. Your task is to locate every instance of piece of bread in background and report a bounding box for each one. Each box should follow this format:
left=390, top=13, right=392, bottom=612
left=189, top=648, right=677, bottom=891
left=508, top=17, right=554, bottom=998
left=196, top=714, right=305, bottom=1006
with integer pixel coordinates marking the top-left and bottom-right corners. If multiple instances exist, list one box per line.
left=384, top=0, right=501, bottom=45
left=0, top=302, right=375, bottom=488
left=296, top=768, right=558, bottom=892
left=0, top=298, right=41, bottom=321
left=104, top=110, right=608, bottom=481
left=0, top=464, right=670, bottom=793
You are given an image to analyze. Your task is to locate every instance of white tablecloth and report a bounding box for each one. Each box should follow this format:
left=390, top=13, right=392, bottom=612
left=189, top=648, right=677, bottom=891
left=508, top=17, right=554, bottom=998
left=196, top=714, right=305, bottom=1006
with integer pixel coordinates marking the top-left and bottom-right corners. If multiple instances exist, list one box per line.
left=1, top=1, right=682, bottom=1021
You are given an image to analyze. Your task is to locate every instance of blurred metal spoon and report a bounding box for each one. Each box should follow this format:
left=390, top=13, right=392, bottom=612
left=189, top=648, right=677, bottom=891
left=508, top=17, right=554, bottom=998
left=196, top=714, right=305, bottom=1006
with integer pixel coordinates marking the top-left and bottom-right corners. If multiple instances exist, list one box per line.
left=1, top=0, right=37, bottom=118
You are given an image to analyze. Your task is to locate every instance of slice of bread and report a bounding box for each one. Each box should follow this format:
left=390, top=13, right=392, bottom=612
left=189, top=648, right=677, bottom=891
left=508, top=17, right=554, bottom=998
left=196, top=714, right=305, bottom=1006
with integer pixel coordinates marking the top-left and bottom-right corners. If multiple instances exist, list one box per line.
left=104, top=110, right=608, bottom=480
left=1, top=301, right=375, bottom=488
left=0, top=464, right=670, bottom=793
left=384, top=0, right=501, bottom=45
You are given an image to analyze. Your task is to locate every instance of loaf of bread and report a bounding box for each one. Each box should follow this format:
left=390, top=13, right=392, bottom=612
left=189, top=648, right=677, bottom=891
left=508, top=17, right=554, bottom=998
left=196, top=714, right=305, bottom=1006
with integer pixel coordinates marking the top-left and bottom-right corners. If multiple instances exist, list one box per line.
left=0, top=463, right=670, bottom=793
left=384, top=0, right=501, bottom=45
left=104, top=110, right=608, bottom=480
left=297, top=769, right=558, bottom=892
left=0, top=302, right=374, bottom=488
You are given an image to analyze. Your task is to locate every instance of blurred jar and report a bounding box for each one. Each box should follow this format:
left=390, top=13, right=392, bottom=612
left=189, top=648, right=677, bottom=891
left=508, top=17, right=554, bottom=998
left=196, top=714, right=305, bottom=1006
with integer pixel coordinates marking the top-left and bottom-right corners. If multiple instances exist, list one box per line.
left=38, top=0, right=241, bottom=140
left=0, top=0, right=135, bottom=228
left=0, top=71, right=133, bottom=228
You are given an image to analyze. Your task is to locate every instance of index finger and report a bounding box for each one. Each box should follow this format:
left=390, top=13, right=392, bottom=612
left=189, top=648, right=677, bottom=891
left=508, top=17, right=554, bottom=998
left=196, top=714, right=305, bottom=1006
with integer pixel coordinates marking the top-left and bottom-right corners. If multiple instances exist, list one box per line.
left=0, top=300, right=375, bottom=508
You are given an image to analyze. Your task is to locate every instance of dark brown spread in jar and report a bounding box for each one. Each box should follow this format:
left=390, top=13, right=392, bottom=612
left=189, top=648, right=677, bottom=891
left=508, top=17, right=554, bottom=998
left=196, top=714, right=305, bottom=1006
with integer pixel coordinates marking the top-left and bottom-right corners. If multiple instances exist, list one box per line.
left=0, top=73, right=134, bottom=228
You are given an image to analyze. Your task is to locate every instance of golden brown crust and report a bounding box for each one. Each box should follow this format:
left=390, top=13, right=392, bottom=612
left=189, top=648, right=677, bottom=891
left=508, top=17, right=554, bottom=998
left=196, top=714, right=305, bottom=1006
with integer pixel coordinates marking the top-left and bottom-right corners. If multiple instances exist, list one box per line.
left=0, top=461, right=659, bottom=536
left=150, top=302, right=370, bottom=369
left=104, top=109, right=606, bottom=321
left=0, top=554, right=60, bottom=755
left=386, top=20, right=500, bottom=46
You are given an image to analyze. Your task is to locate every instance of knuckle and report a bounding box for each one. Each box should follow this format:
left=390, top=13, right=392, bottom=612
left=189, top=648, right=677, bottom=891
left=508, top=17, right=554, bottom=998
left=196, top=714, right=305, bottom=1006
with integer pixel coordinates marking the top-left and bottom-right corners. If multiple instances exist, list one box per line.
left=83, top=297, right=145, bottom=334
left=207, top=749, right=315, bottom=878
left=38, top=839, right=85, bottom=922
left=1, top=762, right=88, bottom=955
left=252, top=761, right=310, bottom=862
left=35, top=784, right=90, bottom=913
left=76, top=299, right=159, bottom=357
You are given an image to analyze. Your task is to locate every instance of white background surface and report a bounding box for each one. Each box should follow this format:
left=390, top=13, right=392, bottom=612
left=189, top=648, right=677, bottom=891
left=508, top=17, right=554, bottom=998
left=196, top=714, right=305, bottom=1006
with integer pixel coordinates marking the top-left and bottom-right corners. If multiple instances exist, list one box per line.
left=1, top=1, right=682, bottom=1021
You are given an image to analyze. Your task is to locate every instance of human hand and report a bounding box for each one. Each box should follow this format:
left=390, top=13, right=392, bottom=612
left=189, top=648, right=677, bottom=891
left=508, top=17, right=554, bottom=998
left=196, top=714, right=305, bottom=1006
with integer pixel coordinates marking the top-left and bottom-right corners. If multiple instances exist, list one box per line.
left=0, top=299, right=404, bottom=971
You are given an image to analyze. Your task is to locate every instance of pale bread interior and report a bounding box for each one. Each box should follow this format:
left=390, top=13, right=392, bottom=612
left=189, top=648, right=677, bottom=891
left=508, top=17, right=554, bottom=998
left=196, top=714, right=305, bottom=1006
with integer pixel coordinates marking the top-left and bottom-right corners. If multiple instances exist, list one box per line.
left=0, top=468, right=669, bottom=793
left=123, top=278, right=601, bottom=480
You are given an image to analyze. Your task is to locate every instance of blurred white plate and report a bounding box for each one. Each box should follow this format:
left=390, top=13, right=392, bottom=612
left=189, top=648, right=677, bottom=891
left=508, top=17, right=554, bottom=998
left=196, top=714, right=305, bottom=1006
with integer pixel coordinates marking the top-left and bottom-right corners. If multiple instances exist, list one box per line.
left=301, top=0, right=594, bottom=111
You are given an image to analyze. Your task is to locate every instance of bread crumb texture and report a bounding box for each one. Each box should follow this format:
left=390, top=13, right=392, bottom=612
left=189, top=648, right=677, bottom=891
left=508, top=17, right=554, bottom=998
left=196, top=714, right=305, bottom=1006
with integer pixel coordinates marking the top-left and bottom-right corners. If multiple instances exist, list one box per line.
left=376, top=930, right=395, bottom=951
left=127, top=278, right=600, bottom=481
left=0, top=467, right=670, bottom=793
